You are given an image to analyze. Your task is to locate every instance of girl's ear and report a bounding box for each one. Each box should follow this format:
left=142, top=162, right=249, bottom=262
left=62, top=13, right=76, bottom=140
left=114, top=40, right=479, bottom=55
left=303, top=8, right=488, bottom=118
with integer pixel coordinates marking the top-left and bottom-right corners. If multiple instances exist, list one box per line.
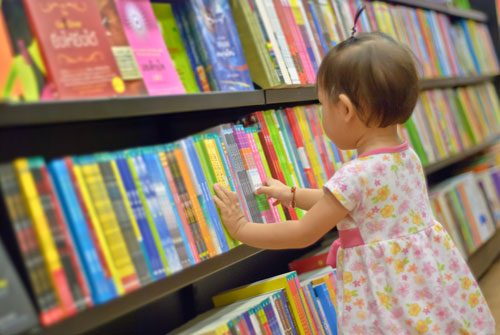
left=338, top=94, right=356, bottom=122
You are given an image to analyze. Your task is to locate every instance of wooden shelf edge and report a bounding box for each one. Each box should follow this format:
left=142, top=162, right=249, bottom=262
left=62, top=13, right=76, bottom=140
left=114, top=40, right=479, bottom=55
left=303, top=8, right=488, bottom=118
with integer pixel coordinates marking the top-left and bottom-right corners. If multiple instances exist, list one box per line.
left=386, top=0, right=487, bottom=21
left=420, top=74, right=498, bottom=90
left=424, top=136, right=500, bottom=174
left=39, top=244, right=262, bottom=335
left=468, top=228, right=500, bottom=279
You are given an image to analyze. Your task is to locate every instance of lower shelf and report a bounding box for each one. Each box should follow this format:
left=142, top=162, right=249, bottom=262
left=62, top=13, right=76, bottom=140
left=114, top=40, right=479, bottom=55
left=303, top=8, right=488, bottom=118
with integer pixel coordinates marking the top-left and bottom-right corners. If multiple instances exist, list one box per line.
left=468, top=228, right=500, bottom=279
left=40, top=244, right=262, bottom=335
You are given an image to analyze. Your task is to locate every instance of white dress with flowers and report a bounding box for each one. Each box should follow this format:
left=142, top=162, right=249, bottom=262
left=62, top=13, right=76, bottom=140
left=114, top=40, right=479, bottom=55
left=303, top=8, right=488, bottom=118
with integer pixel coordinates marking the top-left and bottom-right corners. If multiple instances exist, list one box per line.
left=324, top=142, right=495, bottom=335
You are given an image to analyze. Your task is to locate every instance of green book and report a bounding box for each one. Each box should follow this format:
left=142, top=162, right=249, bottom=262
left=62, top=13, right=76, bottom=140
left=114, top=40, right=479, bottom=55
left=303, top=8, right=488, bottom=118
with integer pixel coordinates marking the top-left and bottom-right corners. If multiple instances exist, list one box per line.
left=454, top=91, right=477, bottom=145
left=404, top=117, right=428, bottom=166
left=152, top=3, right=200, bottom=93
left=447, top=189, right=475, bottom=254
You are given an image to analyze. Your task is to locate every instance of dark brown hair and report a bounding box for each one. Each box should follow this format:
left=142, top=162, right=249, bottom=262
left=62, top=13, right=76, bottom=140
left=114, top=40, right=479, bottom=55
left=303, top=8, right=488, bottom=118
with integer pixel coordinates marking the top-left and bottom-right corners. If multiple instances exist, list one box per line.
left=317, top=32, right=419, bottom=127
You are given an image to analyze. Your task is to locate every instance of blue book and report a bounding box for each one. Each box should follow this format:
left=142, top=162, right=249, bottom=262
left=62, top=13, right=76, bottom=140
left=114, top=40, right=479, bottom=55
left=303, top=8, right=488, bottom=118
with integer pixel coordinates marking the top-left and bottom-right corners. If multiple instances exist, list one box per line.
left=48, top=159, right=116, bottom=304
left=459, top=20, right=481, bottom=73
left=262, top=298, right=280, bottom=335
left=241, top=310, right=255, bottom=335
left=180, top=139, right=230, bottom=251
left=170, top=1, right=204, bottom=91
left=306, top=0, right=329, bottom=54
left=306, top=282, right=331, bottom=335
left=115, top=153, right=166, bottom=280
left=130, top=152, right=182, bottom=274
left=426, top=11, right=450, bottom=76
left=279, top=289, right=298, bottom=335
left=313, top=283, right=337, bottom=334
left=149, top=147, right=196, bottom=266
left=188, top=0, right=253, bottom=91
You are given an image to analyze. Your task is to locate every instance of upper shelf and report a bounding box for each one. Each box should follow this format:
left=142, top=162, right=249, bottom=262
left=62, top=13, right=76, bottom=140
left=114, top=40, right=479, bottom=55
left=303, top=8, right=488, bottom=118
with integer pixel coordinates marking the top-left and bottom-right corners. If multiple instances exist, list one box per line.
left=386, top=0, right=487, bottom=21
left=0, top=74, right=497, bottom=128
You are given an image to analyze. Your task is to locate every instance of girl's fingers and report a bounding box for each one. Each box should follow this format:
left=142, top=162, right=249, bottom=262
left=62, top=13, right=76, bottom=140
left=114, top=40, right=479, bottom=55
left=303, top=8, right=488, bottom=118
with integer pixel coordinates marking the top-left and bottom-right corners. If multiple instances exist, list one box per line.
left=255, top=185, right=271, bottom=196
left=213, top=195, right=223, bottom=209
left=214, top=184, right=230, bottom=203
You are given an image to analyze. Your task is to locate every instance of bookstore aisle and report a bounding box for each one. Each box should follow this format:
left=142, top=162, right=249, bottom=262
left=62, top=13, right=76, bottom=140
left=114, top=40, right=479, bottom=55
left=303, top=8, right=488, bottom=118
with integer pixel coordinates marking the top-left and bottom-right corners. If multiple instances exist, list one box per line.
left=480, top=256, right=500, bottom=334
left=3, top=0, right=500, bottom=334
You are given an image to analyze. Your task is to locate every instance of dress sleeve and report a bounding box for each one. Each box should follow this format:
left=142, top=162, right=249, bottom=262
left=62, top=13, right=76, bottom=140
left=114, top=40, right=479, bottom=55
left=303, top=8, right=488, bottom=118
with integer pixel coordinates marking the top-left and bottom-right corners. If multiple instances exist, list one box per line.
left=323, top=162, right=363, bottom=212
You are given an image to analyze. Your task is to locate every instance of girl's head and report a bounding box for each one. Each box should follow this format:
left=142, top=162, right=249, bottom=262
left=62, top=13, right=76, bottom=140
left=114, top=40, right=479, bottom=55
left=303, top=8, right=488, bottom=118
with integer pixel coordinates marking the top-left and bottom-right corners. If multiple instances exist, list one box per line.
left=317, top=32, right=419, bottom=149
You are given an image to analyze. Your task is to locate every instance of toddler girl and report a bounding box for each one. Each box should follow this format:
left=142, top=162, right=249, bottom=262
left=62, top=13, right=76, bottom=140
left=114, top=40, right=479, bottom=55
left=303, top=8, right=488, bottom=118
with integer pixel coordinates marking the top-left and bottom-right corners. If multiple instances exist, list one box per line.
left=213, top=31, right=495, bottom=334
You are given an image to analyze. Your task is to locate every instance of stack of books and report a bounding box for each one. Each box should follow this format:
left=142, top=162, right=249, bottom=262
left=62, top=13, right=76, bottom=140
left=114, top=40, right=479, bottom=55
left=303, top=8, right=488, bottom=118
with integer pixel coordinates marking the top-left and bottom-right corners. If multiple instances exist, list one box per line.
left=172, top=268, right=338, bottom=335
left=401, top=82, right=500, bottom=166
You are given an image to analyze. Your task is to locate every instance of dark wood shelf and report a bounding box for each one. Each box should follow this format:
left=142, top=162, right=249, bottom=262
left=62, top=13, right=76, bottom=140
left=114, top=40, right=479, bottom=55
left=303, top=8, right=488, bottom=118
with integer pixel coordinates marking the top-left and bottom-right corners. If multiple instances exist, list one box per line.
left=0, top=90, right=266, bottom=128
left=424, top=136, right=500, bottom=174
left=2, top=75, right=497, bottom=128
left=39, top=244, right=262, bottom=335
left=468, top=228, right=500, bottom=279
left=386, top=0, right=487, bottom=21
left=420, top=74, right=499, bottom=90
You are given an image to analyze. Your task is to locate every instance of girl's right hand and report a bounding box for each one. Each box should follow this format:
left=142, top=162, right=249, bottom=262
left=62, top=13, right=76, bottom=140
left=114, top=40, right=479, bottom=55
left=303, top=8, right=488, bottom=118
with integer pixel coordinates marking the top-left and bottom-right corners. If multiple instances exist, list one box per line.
left=255, top=178, right=292, bottom=206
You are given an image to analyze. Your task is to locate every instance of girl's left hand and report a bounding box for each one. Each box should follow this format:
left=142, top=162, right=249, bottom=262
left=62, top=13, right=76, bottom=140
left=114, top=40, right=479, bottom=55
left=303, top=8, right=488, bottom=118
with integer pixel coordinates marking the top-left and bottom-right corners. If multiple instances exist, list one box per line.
left=213, top=184, right=247, bottom=239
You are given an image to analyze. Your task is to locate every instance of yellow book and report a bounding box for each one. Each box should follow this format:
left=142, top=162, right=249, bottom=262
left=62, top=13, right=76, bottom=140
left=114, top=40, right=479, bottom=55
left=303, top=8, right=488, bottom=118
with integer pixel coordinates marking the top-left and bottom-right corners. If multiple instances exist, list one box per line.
left=72, top=162, right=125, bottom=295
left=77, top=158, right=139, bottom=293
left=13, top=158, right=75, bottom=314
left=469, top=86, right=495, bottom=137
left=420, top=94, right=447, bottom=159
left=434, top=91, right=459, bottom=154
left=485, top=83, right=500, bottom=127
left=109, top=160, right=144, bottom=252
left=213, top=271, right=313, bottom=335
left=317, top=0, right=340, bottom=44
left=458, top=88, right=484, bottom=143
left=374, top=2, right=398, bottom=39
left=295, top=107, right=326, bottom=186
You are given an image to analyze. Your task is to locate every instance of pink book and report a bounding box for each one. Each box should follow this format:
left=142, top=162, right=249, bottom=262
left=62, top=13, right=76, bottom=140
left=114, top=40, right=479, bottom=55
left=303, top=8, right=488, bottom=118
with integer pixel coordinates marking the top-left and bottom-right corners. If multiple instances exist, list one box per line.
left=246, top=131, right=281, bottom=223
left=114, top=0, right=185, bottom=96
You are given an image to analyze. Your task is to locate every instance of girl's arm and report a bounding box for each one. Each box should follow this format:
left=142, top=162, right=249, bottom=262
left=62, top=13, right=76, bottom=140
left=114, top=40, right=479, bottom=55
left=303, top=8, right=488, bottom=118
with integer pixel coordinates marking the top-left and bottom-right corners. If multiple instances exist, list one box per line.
left=214, top=183, right=347, bottom=249
left=255, top=177, right=323, bottom=211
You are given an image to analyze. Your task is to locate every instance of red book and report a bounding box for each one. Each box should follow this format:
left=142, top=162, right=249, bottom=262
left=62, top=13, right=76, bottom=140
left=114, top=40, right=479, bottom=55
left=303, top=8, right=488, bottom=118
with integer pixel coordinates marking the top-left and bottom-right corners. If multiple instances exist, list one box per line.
left=23, top=0, right=126, bottom=99
left=38, top=164, right=93, bottom=309
left=415, top=9, right=440, bottom=77
left=305, top=106, right=334, bottom=179
left=271, top=0, right=307, bottom=84
left=436, top=13, right=460, bottom=76
left=288, top=244, right=330, bottom=275
left=253, top=112, right=298, bottom=220
left=64, top=158, right=112, bottom=280
left=284, top=108, right=317, bottom=189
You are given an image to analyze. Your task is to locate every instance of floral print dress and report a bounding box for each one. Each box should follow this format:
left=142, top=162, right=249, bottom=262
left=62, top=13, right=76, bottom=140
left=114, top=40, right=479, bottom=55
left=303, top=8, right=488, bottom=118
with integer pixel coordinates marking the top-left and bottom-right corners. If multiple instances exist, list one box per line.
left=324, top=142, right=495, bottom=335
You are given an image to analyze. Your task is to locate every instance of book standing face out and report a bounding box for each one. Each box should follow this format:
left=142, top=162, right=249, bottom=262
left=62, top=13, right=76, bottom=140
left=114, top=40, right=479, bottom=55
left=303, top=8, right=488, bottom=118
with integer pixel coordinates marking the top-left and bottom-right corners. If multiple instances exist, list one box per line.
left=115, top=0, right=185, bottom=96
left=23, top=0, right=127, bottom=99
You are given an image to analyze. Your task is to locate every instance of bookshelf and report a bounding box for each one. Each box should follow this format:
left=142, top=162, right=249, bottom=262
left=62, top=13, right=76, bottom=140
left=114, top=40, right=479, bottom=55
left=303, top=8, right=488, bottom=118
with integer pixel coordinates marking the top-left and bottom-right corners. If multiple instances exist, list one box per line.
left=1, top=0, right=500, bottom=334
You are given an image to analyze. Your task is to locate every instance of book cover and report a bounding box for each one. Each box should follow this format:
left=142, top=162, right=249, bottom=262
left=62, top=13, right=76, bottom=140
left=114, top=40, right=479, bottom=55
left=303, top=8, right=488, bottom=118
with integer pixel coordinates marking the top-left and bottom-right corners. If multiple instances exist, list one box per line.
left=23, top=0, right=126, bottom=99
left=2, top=0, right=47, bottom=101
left=96, top=0, right=148, bottom=96
left=152, top=3, right=200, bottom=93
left=188, top=0, right=254, bottom=91
left=115, top=0, right=185, bottom=95
left=48, top=159, right=117, bottom=304
left=0, top=238, right=39, bottom=334
left=312, top=283, right=337, bottom=333
left=0, top=164, right=64, bottom=326
left=95, top=154, right=153, bottom=286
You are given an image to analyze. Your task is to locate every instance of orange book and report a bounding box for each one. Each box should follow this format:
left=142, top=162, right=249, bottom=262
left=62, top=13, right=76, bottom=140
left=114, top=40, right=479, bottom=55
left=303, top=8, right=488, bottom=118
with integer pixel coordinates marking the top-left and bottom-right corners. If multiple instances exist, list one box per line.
left=0, top=12, right=22, bottom=99
left=172, top=148, right=217, bottom=258
left=416, top=9, right=440, bottom=77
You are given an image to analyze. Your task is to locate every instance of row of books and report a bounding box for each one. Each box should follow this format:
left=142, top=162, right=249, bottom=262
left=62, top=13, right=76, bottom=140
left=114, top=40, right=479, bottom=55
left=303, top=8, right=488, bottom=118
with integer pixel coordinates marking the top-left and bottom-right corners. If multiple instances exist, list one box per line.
left=173, top=268, right=338, bottom=335
left=234, top=0, right=499, bottom=89
left=2, top=0, right=498, bottom=103
left=401, top=82, right=500, bottom=167
left=0, top=105, right=350, bottom=326
left=430, top=170, right=499, bottom=258
left=361, top=2, right=499, bottom=78
left=0, top=0, right=254, bottom=102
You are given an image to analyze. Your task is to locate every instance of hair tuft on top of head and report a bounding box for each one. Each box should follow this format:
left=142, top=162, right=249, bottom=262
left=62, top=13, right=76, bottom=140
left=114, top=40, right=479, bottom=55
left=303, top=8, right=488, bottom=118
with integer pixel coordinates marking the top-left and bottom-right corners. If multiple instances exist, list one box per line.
left=351, top=6, right=366, bottom=38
